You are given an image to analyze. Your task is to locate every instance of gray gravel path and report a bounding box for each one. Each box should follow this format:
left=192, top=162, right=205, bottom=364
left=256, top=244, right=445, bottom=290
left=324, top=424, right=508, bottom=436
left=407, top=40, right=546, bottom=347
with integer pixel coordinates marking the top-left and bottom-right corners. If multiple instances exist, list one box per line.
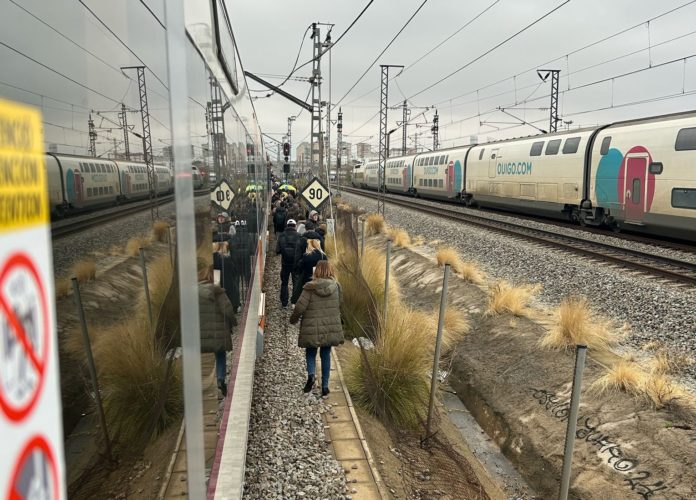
left=243, top=249, right=348, bottom=499
left=344, top=192, right=696, bottom=384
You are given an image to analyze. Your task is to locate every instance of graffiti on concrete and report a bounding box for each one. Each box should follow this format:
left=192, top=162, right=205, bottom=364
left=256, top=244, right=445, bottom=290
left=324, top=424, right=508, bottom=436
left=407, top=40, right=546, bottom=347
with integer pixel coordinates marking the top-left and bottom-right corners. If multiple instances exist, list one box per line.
left=531, top=388, right=668, bottom=499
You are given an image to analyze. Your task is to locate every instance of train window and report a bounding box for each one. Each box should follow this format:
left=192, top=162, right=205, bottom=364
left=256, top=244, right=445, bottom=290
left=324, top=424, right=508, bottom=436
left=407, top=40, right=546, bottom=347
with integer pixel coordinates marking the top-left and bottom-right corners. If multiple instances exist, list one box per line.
left=439, top=179, right=444, bottom=188
left=545, top=139, right=561, bottom=155
left=530, top=141, right=544, bottom=156
left=563, top=137, right=581, bottom=154
left=672, top=188, right=696, bottom=208
left=600, top=136, right=612, bottom=155
left=87, top=188, right=92, bottom=197
left=109, top=186, right=114, bottom=194
left=631, top=179, right=640, bottom=203
left=479, top=148, right=485, bottom=160
left=675, top=127, right=696, bottom=150
left=439, top=155, right=446, bottom=164
left=445, top=155, right=449, bottom=164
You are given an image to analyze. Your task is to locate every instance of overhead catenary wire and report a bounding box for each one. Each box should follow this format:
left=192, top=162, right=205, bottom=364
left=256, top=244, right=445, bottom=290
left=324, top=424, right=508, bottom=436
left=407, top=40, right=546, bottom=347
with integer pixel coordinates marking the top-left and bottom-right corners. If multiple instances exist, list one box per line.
left=407, top=0, right=571, bottom=100
left=333, top=0, right=430, bottom=109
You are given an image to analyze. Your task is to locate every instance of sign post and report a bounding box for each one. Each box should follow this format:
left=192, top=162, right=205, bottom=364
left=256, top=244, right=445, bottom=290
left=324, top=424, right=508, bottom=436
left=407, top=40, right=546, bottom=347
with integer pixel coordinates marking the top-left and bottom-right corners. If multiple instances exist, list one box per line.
left=0, top=99, right=66, bottom=499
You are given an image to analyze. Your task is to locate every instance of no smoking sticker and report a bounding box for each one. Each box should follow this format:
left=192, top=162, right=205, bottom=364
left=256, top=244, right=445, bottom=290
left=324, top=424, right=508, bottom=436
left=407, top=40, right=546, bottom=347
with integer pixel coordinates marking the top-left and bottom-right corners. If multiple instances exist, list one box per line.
left=0, top=252, right=49, bottom=421
left=7, top=435, right=59, bottom=500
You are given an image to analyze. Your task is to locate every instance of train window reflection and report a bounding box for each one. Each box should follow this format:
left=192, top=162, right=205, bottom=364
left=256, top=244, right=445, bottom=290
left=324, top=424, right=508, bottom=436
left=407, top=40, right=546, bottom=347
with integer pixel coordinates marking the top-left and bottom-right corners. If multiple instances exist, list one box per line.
left=600, top=136, right=612, bottom=155
left=563, top=137, right=581, bottom=154
left=545, top=139, right=561, bottom=155
left=530, top=141, right=544, bottom=156
left=675, top=127, right=696, bottom=151
left=672, top=188, right=696, bottom=209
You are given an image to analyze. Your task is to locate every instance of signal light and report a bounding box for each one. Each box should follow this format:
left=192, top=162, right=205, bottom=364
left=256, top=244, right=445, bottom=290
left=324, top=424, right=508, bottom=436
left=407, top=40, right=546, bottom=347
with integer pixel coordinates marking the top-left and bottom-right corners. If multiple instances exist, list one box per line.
left=283, top=142, right=290, bottom=156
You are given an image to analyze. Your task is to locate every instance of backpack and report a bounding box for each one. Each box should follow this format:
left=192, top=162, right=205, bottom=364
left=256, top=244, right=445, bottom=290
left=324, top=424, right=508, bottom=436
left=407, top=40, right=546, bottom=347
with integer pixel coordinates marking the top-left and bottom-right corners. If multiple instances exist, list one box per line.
left=273, top=208, right=287, bottom=227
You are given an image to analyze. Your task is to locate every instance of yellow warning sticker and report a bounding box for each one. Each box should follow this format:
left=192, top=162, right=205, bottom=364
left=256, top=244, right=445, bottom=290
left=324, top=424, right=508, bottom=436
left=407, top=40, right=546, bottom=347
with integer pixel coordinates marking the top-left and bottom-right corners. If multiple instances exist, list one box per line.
left=0, top=98, right=48, bottom=231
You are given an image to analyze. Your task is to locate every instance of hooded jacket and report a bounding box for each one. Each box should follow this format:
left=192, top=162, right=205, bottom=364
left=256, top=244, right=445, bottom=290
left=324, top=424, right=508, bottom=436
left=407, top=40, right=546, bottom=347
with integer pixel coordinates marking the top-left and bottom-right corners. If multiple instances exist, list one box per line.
left=198, top=281, right=237, bottom=352
left=290, top=278, right=344, bottom=348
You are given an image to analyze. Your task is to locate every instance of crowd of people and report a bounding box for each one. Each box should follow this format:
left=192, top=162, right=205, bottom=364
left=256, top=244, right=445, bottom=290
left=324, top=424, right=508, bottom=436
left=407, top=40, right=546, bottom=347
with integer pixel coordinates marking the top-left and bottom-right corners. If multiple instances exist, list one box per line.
left=199, top=176, right=344, bottom=400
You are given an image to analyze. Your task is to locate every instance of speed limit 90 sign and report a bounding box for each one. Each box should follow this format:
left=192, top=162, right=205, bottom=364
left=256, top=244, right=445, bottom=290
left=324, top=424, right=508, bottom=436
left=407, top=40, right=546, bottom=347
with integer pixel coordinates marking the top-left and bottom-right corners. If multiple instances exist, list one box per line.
left=300, top=177, right=330, bottom=210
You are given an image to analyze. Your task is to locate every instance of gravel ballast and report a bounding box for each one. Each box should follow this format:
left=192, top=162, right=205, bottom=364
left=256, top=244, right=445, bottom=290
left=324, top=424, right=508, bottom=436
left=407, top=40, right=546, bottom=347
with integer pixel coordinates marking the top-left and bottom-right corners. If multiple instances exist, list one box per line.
left=243, top=248, right=348, bottom=499
left=343, top=192, right=696, bottom=385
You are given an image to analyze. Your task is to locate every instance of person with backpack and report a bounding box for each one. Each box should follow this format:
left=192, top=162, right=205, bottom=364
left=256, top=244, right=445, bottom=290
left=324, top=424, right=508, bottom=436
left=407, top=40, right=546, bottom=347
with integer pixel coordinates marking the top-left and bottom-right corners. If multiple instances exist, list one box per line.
left=273, top=202, right=288, bottom=234
left=275, top=219, right=301, bottom=308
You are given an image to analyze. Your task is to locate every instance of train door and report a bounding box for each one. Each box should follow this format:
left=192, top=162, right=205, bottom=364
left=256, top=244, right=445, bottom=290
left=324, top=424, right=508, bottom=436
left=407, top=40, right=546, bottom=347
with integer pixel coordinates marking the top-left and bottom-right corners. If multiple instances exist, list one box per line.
left=488, top=148, right=499, bottom=178
left=624, top=154, right=648, bottom=222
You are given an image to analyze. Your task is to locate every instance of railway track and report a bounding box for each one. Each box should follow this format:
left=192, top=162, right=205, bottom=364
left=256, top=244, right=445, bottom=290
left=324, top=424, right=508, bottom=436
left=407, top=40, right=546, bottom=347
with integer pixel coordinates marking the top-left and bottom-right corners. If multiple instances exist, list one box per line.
left=344, top=187, right=696, bottom=288
left=51, top=190, right=209, bottom=239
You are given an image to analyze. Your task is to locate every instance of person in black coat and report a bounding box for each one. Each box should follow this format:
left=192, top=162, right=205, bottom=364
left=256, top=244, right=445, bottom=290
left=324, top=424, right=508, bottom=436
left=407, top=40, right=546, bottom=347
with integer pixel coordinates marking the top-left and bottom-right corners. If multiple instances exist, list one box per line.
left=292, top=239, right=327, bottom=304
left=273, top=202, right=288, bottom=234
left=275, top=219, right=300, bottom=307
left=213, top=241, right=241, bottom=311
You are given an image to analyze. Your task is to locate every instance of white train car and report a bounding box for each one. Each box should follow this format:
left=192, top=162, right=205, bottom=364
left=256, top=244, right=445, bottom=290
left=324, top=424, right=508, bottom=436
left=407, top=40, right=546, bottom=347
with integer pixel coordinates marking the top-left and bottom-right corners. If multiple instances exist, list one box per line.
left=117, top=161, right=151, bottom=200
left=363, top=160, right=380, bottom=190
left=465, top=129, right=595, bottom=218
left=384, top=155, right=416, bottom=194
left=46, top=153, right=121, bottom=215
left=155, top=165, right=173, bottom=195
left=412, top=147, right=469, bottom=200
left=587, top=112, right=696, bottom=240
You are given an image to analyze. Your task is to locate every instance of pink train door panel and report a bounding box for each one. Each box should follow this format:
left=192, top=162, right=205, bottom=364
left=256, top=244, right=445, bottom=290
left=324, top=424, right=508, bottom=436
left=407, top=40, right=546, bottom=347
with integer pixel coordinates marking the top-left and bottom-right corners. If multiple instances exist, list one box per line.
left=624, top=155, right=648, bottom=222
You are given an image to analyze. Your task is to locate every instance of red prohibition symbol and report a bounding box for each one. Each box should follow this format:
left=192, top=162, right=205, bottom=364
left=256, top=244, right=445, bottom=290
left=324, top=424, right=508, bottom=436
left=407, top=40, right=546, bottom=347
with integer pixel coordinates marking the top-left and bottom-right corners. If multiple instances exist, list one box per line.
left=0, top=252, right=50, bottom=422
left=8, top=435, right=60, bottom=500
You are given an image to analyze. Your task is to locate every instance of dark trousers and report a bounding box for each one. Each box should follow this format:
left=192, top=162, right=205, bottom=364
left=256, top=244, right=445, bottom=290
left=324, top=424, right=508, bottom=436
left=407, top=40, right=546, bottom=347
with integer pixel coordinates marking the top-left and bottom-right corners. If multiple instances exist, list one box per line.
left=280, top=263, right=294, bottom=306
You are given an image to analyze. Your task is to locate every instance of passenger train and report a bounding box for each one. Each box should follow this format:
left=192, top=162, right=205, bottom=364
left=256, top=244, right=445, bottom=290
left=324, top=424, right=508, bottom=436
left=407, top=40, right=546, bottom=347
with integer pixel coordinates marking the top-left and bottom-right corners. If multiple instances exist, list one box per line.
left=45, top=153, right=205, bottom=217
left=352, top=111, right=696, bottom=241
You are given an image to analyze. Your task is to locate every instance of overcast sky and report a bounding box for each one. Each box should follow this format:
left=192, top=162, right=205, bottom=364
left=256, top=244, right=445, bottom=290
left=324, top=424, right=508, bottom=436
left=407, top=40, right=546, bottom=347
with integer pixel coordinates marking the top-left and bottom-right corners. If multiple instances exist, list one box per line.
left=231, top=0, right=696, bottom=157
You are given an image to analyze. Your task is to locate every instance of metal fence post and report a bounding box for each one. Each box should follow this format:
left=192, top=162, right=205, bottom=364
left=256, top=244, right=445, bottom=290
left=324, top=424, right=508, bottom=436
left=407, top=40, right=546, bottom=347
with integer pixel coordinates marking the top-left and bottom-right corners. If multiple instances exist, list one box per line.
left=425, top=264, right=450, bottom=441
left=139, top=247, right=154, bottom=333
left=167, top=225, right=174, bottom=266
left=361, top=218, right=366, bottom=257
left=72, top=278, right=113, bottom=461
left=559, top=345, right=588, bottom=500
left=383, top=239, right=391, bottom=328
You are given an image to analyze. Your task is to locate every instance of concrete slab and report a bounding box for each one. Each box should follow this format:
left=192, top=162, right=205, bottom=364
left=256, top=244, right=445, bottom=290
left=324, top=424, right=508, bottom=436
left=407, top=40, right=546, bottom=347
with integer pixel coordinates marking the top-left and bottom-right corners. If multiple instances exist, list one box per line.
left=333, top=439, right=367, bottom=461
left=340, top=459, right=373, bottom=483
left=326, top=406, right=353, bottom=422
left=325, top=388, right=348, bottom=407
left=329, top=421, right=359, bottom=441
left=346, top=481, right=382, bottom=500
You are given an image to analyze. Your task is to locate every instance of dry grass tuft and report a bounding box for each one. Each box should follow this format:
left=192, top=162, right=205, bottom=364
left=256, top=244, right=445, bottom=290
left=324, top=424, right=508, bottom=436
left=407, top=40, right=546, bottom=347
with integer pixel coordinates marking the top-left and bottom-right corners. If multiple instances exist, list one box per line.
left=365, top=213, right=386, bottom=236
left=650, top=350, right=693, bottom=375
left=642, top=340, right=664, bottom=352
left=388, top=227, right=411, bottom=248
left=435, top=247, right=485, bottom=284
left=94, top=318, right=183, bottom=445
left=72, top=260, right=96, bottom=283
left=643, top=374, right=679, bottom=409
left=345, top=305, right=431, bottom=429
left=442, top=306, right=470, bottom=344
left=591, top=360, right=644, bottom=395
left=540, top=296, right=614, bottom=351
left=55, top=277, right=72, bottom=298
left=126, top=235, right=151, bottom=256
left=412, top=235, right=425, bottom=246
left=486, top=281, right=538, bottom=317
left=152, top=220, right=170, bottom=242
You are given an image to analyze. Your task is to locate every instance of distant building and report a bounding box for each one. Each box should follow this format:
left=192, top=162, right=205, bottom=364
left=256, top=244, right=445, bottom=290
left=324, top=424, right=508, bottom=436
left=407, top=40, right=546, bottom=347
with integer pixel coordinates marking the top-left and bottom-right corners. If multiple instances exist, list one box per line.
left=356, top=143, right=371, bottom=159
left=296, top=142, right=311, bottom=164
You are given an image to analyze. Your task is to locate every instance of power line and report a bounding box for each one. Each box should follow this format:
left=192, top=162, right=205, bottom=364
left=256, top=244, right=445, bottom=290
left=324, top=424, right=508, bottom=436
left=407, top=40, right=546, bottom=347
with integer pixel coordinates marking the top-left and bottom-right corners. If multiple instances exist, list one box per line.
left=139, top=0, right=166, bottom=29
left=333, top=0, right=430, bottom=109
left=78, top=0, right=169, bottom=91
left=408, top=0, right=571, bottom=100
left=294, top=0, right=376, bottom=75
left=432, top=0, right=696, bottom=108
left=0, top=40, right=121, bottom=104
left=405, top=0, right=502, bottom=71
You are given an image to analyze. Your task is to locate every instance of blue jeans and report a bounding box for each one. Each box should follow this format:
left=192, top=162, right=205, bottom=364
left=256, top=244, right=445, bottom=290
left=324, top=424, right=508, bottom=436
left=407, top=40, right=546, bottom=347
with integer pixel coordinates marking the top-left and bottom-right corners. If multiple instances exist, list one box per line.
left=215, top=350, right=227, bottom=383
left=306, top=346, right=332, bottom=389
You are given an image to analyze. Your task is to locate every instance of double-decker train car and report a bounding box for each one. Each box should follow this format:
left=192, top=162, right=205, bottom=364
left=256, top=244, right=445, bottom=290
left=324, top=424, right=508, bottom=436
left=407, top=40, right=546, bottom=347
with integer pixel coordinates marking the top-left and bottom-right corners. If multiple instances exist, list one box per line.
left=351, top=164, right=365, bottom=188
left=363, top=161, right=380, bottom=189
left=46, top=154, right=121, bottom=216
left=464, top=129, right=595, bottom=218
left=384, top=155, right=416, bottom=194
left=351, top=110, right=696, bottom=241
left=46, top=153, right=174, bottom=217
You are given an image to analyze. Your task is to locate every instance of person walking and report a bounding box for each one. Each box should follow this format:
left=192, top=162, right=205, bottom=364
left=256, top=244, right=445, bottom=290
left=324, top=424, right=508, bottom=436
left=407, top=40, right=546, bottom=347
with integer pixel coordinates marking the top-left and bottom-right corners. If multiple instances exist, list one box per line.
left=214, top=241, right=241, bottom=311
left=275, top=218, right=300, bottom=307
left=198, top=260, right=237, bottom=397
left=292, top=238, right=326, bottom=303
left=290, top=261, right=344, bottom=396
left=273, top=202, right=288, bottom=234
